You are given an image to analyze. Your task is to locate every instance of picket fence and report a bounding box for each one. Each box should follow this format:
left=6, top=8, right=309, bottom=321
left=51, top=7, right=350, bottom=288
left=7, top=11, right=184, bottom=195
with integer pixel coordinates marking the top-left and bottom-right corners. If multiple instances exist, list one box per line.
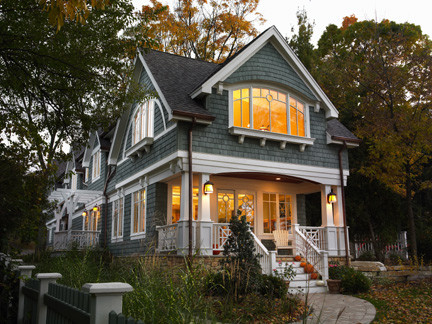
left=0, top=253, right=141, bottom=324
left=353, top=231, right=409, bottom=260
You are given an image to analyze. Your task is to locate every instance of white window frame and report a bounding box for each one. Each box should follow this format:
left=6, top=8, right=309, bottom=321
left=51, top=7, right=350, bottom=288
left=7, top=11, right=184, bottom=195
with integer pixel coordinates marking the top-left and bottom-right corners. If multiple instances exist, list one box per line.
left=130, top=188, right=146, bottom=239
left=111, top=197, right=124, bottom=242
left=71, top=171, right=77, bottom=191
left=227, top=84, right=315, bottom=150
left=84, top=168, right=89, bottom=183
left=92, top=150, right=101, bottom=182
left=126, top=101, right=155, bottom=159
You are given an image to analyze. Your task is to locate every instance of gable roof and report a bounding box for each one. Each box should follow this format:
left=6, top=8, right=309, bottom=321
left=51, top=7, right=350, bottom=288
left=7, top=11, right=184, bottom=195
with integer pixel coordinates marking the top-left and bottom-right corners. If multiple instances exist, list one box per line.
left=327, top=119, right=361, bottom=146
left=139, top=50, right=218, bottom=121
left=190, top=26, right=339, bottom=119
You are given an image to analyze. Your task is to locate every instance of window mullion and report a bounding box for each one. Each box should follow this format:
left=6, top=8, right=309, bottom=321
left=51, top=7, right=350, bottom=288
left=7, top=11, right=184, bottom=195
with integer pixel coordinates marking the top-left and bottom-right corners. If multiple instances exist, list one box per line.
left=287, top=95, right=291, bottom=135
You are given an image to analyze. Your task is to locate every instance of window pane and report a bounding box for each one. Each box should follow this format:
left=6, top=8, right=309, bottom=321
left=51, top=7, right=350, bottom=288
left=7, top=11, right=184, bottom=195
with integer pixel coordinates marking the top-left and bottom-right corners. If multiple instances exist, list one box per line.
left=193, top=187, right=199, bottom=221
left=113, top=201, right=118, bottom=237
left=242, top=88, right=249, bottom=98
left=238, top=194, right=254, bottom=230
left=278, top=93, right=286, bottom=102
left=298, top=112, right=305, bottom=137
left=133, top=193, right=139, bottom=233
left=140, top=190, right=146, bottom=233
left=290, top=97, right=297, bottom=109
left=252, top=88, right=260, bottom=97
left=271, top=100, right=287, bottom=134
left=172, top=186, right=181, bottom=224
left=263, top=201, right=269, bottom=233
left=290, top=106, right=298, bottom=136
left=253, top=97, right=269, bottom=131
left=270, top=90, right=278, bottom=100
left=233, top=100, right=241, bottom=127
left=279, top=194, right=292, bottom=231
left=270, top=201, right=277, bottom=232
left=233, top=89, right=241, bottom=101
left=119, top=199, right=123, bottom=236
left=242, top=98, right=250, bottom=128
left=217, top=192, right=234, bottom=223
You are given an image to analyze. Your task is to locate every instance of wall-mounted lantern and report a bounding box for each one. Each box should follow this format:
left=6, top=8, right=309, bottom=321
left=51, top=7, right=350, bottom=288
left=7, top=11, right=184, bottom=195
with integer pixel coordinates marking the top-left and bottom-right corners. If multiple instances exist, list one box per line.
left=82, top=211, right=88, bottom=217
left=327, top=189, right=337, bottom=204
left=92, top=206, right=100, bottom=212
left=203, top=181, right=214, bottom=195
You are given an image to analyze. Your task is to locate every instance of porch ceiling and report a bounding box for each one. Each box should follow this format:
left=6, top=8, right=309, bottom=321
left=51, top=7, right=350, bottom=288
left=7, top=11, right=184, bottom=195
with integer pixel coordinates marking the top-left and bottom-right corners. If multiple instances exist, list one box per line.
left=215, top=172, right=318, bottom=184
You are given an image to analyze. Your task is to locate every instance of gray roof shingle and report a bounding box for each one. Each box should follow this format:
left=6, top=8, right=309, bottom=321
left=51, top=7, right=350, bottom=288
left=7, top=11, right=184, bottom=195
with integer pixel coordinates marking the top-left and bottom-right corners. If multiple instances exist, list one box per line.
left=327, top=119, right=360, bottom=143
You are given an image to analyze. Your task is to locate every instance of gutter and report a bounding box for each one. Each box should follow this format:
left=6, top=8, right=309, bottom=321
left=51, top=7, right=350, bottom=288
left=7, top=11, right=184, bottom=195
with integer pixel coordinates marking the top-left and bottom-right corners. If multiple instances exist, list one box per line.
left=103, top=164, right=116, bottom=248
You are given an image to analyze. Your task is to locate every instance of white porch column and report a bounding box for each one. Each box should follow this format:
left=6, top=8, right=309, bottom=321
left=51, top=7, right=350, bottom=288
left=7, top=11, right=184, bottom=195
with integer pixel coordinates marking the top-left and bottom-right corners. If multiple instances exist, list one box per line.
left=334, top=185, right=347, bottom=256
left=197, top=173, right=213, bottom=255
left=176, top=171, right=195, bottom=255
left=321, top=185, right=338, bottom=256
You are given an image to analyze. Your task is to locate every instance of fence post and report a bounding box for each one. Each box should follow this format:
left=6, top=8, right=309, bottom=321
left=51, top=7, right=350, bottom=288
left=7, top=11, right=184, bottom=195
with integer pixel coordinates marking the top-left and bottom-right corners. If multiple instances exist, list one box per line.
left=269, top=250, right=277, bottom=274
left=82, top=282, right=133, bottom=324
left=17, top=265, right=36, bottom=324
left=322, top=251, right=329, bottom=284
left=36, top=273, right=62, bottom=324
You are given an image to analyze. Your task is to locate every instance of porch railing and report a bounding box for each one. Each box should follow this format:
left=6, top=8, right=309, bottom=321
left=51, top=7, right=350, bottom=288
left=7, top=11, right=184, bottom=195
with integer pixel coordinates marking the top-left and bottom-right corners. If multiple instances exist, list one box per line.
left=297, top=226, right=326, bottom=250
left=294, top=224, right=328, bottom=283
left=212, top=223, right=231, bottom=251
left=250, top=231, right=276, bottom=275
left=156, top=224, right=178, bottom=252
left=53, top=230, right=100, bottom=251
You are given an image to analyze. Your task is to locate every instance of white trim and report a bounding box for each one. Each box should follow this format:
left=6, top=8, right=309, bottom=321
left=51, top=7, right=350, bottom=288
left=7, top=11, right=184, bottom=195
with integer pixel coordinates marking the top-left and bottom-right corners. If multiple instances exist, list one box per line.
left=187, top=151, right=349, bottom=186
left=326, top=132, right=360, bottom=148
left=191, top=26, right=338, bottom=119
left=171, top=115, right=213, bottom=125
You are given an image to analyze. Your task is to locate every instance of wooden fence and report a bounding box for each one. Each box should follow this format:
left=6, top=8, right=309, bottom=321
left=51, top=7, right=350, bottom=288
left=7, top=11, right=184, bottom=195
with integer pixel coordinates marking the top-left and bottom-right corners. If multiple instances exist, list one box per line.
left=353, top=231, right=409, bottom=260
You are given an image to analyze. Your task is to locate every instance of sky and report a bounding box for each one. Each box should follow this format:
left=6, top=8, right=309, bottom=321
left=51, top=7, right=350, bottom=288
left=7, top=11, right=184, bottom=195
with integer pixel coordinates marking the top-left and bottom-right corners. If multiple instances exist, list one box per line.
left=132, top=0, right=432, bottom=45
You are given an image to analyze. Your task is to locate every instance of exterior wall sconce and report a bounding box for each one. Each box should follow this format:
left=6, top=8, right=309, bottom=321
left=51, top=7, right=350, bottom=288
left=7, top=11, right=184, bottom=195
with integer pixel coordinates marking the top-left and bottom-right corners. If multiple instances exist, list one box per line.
left=327, top=189, right=337, bottom=204
left=82, top=211, right=88, bottom=217
left=204, top=181, right=214, bottom=194
left=92, top=206, right=100, bottom=212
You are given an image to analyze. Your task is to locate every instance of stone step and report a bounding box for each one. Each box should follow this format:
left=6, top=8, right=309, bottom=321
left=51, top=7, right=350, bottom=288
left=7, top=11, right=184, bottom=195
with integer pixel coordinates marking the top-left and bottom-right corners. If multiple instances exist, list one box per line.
left=288, top=285, right=328, bottom=294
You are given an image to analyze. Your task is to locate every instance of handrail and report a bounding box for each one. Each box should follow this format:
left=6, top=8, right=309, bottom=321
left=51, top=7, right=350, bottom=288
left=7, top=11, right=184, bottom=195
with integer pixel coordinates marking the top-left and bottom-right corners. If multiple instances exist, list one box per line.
left=250, top=231, right=276, bottom=275
left=294, top=224, right=328, bottom=282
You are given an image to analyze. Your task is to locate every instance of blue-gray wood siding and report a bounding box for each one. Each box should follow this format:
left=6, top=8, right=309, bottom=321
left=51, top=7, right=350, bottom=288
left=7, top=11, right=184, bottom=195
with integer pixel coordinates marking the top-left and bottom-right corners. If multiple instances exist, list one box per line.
left=296, top=194, right=306, bottom=226
left=107, top=182, right=167, bottom=256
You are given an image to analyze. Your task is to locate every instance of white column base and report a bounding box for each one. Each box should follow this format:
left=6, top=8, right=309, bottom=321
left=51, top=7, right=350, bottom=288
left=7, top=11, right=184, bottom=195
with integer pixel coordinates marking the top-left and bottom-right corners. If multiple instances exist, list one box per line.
left=323, top=226, right=339, bottom=257
left=176, top=220, right=197, bottom=255
left=196, top=220, right=214, bottom=256
left=337, top=226, right=350, bottom=257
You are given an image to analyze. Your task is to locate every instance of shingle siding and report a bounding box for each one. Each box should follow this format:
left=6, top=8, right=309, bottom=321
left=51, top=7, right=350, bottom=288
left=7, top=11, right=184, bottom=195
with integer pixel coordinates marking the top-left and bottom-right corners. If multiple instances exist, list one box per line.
left=225, top=43, right=317, bottom=102
left=71, top=217, right=82, bottom=230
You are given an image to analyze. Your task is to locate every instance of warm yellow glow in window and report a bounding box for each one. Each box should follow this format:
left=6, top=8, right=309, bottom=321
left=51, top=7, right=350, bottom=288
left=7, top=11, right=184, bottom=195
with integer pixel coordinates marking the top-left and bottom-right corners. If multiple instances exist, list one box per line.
left=218, top=192, right=234, bottom=223
left=233, top=87, right=306, bottom=137
left=172, top=186, right=199, bottom=224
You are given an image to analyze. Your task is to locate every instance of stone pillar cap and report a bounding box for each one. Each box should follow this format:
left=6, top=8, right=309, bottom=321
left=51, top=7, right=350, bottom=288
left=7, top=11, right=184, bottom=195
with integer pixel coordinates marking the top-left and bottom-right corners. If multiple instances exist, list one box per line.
left=18, top=265, right=36, bottom=270
left=82, top=282, right=133, bottom=294
left=36, top=273, right=63, bottom=279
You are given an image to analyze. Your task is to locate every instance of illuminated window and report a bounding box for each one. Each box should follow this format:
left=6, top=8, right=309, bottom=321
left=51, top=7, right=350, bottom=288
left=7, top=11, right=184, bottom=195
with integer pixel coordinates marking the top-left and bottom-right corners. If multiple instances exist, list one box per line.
left=132, top=189, right=146, bottom=234
left=171, top=186, right=199, bottom=224
left=232, top=87, right=305, bottom=137
left=217, top=191, right=235, bottom=223
left=132, top=101, right=154, bottom=146
left=263, top=193, right=293, bottom=233
left=238, top=193, right=255, bottom=230
left=263, top=193, right=277, bottom=233
left=112, top=198, right=123, bottom=239
left=84, top=209, right=100, bottom=231
left=279, top=194, right=292, bottom=231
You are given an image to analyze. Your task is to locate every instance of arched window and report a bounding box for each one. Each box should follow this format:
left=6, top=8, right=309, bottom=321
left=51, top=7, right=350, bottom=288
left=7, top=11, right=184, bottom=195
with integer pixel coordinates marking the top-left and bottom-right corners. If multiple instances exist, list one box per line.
left=233, top=87, right=306, bottom=137
left=132, top=101, right=154, bottom=146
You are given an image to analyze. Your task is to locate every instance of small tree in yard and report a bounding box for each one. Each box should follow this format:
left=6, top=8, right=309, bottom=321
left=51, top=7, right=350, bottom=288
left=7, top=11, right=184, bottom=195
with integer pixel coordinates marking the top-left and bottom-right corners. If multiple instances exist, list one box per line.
left=222, top=210, right=261, bottom=299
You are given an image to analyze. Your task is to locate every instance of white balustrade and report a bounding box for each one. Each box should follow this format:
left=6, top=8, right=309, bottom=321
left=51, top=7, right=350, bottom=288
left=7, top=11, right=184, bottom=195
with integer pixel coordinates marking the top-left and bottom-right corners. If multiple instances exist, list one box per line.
left=212, top=223, right=231, bottom=251
left=294, top=224, right=328, bottom=282
left=298, top=226, right=325, bottom=250
left=53, top=230, right=100, bottom=251
left=156, top=224, right=178, bottom=252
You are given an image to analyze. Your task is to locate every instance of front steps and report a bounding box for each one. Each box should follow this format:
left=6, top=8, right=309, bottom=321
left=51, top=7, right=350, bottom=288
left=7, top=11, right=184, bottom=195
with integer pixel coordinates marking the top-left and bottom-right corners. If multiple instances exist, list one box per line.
left=274, top=259, right=328, bottom=294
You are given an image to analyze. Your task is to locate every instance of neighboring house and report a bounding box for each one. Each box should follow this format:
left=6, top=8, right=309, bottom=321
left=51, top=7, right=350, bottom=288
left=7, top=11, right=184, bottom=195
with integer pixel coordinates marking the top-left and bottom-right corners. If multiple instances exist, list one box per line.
left=47, top=26, right=359, bottom=280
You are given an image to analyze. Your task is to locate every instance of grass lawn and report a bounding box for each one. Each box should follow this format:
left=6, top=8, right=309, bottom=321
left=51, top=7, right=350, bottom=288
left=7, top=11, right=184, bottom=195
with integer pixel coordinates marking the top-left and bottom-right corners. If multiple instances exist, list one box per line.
left=358, top=278, right=432, bottom=323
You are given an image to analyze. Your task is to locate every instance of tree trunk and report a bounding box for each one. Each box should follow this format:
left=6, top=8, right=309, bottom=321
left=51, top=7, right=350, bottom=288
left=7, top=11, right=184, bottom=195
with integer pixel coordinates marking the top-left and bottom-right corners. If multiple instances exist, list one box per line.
left=406, top=177, right=417, bottom=258
left=366, top=215, right=384, bottom=262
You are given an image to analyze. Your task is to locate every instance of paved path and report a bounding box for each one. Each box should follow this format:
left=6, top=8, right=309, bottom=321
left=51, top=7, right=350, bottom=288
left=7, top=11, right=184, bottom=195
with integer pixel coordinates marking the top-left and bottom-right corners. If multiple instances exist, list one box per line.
left=295, top=293, right=376, bottom=324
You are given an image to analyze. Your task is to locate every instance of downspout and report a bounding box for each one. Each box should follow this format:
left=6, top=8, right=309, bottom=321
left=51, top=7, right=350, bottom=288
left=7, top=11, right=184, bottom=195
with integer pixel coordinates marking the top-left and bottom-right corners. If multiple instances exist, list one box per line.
left=338, top=141, right=350, bottom=266
left=188, top=118, right=197, bottom=267
left=103, top=165, right=116, bottom=249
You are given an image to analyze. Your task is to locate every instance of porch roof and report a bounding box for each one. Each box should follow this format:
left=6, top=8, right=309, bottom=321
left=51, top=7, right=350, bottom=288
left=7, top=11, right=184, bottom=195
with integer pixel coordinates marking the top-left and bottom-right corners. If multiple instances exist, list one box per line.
left=48, top=188, right=103, bottom=205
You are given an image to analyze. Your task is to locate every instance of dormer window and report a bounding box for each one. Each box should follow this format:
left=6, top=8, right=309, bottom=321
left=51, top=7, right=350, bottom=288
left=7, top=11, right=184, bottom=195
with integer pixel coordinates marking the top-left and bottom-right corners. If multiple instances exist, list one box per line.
left=126, top=101, right=155, bottom=160
left=229, top=86, right=315, bottom=151
left=133, top=101, right=154, bottom=145
left=92, top=150, right=101, bottom=181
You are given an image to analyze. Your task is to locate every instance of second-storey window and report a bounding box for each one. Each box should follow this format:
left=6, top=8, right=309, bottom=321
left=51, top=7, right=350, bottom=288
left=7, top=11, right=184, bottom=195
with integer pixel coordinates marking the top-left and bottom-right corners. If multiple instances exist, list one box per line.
left=92, top=150, right=101, bottom=180
left=132, top=101, right=154, bottom=146
left=233, top=87, right=306, bottom=137
left=132, top=189, right=146, bottom=234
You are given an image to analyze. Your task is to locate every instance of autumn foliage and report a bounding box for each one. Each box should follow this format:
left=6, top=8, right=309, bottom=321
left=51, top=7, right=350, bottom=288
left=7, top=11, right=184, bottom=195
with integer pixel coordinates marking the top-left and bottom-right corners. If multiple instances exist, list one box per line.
left=138, top=0, right=264, bottom=63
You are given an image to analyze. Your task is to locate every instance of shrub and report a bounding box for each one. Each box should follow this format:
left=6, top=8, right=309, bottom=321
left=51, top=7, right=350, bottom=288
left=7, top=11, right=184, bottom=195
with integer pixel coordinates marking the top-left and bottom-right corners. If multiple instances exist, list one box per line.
left=341, top=267, right=371, bottom=294
left=205, top=271, right=229, bottom=297
left=258, top=274, right=287, bottom=298
left=357, top=251, right=376, bottom=261
left=328, top=263, right=349, bottom=280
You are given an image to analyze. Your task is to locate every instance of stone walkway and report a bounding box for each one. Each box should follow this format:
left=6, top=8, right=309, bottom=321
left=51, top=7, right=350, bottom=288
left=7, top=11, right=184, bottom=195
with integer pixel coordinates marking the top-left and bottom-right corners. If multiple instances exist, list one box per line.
left=295, top=293, right=376, bottom=324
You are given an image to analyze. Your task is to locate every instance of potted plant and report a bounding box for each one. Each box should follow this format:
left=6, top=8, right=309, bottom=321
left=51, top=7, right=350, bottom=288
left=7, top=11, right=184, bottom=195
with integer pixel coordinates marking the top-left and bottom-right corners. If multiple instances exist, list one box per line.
left=327, top=263, right=346, bottom=294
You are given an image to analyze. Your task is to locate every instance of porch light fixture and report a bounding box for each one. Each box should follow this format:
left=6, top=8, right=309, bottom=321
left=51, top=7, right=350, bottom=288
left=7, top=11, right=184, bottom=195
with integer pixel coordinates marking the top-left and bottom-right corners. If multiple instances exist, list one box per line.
left=82, top=211, right=87, bottom=217
left=203, top=181, right=214, bottom=195
left=92, top=206, right=99, bottom=212
left=327, top=189, right=337, bottom=204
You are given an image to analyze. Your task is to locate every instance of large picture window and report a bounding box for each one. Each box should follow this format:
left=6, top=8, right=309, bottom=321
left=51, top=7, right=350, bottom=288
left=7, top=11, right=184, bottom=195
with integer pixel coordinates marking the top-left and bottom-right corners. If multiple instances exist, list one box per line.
left=132, top=189, right=146, bottom=234
left=233, top=87, right=306, bottom=137
left=132, top=101, right=154, bottom=146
